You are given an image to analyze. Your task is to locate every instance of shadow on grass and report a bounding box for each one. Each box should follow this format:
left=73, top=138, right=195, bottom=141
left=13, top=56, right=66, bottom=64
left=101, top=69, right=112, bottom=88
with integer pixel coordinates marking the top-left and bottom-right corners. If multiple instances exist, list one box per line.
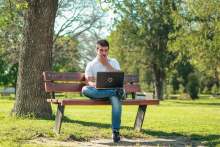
left=62, top=115, right=111, bottom=128
left=142, top=129, right=220, bottom=146
left=0, top=96, right=15, bottom=100
left=173, top=101, right=220, bottom=106
left=60, top=116, right=220, bottom=146
left=99, top=139, right=198, bottom=147
left=97, top=130, right=220, bottom=146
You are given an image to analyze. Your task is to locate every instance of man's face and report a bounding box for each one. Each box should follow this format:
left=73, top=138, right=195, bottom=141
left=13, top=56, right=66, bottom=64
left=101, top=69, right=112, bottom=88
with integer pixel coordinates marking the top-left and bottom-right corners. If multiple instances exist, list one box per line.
left=96, top=44, right=109, bottom=59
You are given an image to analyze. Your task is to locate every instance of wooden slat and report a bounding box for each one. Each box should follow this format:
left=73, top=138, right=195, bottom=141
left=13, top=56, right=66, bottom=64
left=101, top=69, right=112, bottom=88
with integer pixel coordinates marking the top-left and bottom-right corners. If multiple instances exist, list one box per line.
left=47, top=99, right=159, bottom=105
left=43, top=71, right=138, bottom=83
left=124, top=75, right=139, bottom=83
left=124, top=84, right=141, bottom=93
left=43, top=71, right=85, bottom=81
left=45, top=82, right=85, bottom=92
left=45, top=82, right=140, bottom=93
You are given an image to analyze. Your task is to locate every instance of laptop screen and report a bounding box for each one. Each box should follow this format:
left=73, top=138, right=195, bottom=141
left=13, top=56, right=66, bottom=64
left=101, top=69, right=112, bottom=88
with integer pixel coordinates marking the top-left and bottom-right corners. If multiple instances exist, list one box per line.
left=96, top=72, right=124, bottom=89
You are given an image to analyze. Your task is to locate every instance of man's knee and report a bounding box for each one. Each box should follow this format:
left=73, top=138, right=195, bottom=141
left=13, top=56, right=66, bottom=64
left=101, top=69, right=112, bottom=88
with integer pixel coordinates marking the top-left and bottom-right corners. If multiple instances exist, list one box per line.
left=82, top=86, right=88, bottom=93
left=82, top=86, right=92, bottom=96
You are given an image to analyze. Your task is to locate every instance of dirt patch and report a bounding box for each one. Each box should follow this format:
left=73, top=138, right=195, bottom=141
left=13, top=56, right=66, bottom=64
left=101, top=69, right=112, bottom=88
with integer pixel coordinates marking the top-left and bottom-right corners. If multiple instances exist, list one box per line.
left=27, top=137, right=205, bottom=147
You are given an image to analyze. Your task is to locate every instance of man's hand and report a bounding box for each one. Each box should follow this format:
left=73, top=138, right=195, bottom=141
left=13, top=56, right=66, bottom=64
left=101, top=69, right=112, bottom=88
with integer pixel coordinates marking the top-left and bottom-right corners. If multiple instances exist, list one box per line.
left=86, top=76, right=96, bottom=87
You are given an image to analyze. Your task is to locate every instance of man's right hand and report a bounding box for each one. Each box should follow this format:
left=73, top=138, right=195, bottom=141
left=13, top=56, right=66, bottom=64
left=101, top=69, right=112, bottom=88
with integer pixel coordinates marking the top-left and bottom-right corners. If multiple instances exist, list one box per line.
left=86, top=76, right=96, bottom=87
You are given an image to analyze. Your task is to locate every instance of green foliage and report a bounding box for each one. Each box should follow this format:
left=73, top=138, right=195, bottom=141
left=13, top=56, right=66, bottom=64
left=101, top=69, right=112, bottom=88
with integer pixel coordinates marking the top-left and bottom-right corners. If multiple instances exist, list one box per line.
left=171, top=74, right=180, bottom=93
left=0, top=58, right=18, bottom=87
left=211, top=84, right=220, bottom=95
left=186, top=73, right=200, bottom=99
left=15, top=1, right=28, bottom=10
left=168, top=0, right=220, bottom=84
left=200, top=74, right=218, bottom=94
left=176, top=58, right=194, bottom=87
left=0, top=1, right=23, bottom=90
left=53, top=36, right=81, bottom=72
left=109, top=0, right=180, bottom=99
left=170, top=55, right=195, bottom=94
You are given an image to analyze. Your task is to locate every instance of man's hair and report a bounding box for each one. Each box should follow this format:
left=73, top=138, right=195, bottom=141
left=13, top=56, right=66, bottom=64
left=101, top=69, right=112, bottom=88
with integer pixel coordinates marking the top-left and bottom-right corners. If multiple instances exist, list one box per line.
left=96, top=39, right=109, bottom=48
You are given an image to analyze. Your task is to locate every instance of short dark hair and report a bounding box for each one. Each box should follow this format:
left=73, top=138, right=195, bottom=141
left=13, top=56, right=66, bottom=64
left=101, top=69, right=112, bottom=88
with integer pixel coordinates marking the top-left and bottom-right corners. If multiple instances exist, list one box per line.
left=96, top=39, right=109, bottom=48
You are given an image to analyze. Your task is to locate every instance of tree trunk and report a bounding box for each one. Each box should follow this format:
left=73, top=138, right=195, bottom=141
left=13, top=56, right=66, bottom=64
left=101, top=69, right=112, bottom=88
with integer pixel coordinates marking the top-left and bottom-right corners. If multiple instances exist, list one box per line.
left=12, top=0, right=58, bottom=118
left=152, top=64, right=165, bottom=100
left=214, top=68, right=219, bottom=88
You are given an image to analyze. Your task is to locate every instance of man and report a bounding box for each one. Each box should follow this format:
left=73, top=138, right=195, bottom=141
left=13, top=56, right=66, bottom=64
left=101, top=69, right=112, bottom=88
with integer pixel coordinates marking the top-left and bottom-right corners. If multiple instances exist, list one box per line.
left=82, top=39, right=124, bottom=143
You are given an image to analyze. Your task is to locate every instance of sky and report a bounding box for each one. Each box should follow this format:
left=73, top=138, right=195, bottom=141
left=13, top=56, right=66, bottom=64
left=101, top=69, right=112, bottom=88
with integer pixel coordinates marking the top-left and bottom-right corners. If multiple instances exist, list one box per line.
left=54, top=0, right=116, bottom=38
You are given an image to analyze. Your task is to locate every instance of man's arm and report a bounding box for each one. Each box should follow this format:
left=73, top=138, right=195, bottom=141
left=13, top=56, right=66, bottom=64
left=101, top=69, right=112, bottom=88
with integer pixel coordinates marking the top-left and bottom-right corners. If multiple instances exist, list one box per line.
left=85, top=62, right=96, bottom=87
left=85, top=76, right=96, bottom=87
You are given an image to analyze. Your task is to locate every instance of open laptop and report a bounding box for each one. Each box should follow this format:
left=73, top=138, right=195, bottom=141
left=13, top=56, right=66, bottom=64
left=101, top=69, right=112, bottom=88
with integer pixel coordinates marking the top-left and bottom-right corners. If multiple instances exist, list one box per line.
left=96, top=72, right=124, bottom=89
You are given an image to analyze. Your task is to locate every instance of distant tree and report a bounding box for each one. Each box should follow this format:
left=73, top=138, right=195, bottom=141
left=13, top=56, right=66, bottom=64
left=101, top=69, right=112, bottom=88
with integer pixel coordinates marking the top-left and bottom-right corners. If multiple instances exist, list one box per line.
left=54, top=0, right=106, bottom=69
left=109, top=0, right=179, bottom=99
left=54, top=0, right=104, bottom=41
left=0, top=0, right=23, bottom=65
left=169, top=0, right=220, bottom=90
left=173, top=56, right=194, bottom=92
left=0, top=0, right=21, bottom=90
left=186, top=73, right=200, bottom=99
left=0, top=58, right=18, bottom=89
left=0, top=58, right=8, bottom=85
left=170, top=74, right=179, bottom=94
left=53, top=36, right=81, bottom=72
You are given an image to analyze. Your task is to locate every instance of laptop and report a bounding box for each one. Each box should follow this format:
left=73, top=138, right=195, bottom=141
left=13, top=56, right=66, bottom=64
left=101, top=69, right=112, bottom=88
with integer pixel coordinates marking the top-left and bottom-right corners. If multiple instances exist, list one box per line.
left=96, top=72, right=124, bottom=89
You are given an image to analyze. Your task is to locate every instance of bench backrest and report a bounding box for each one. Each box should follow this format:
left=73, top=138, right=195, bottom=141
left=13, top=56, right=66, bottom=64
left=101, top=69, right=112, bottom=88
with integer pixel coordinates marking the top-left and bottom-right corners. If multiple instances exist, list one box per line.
left=43, top=71, right=141, bottom=97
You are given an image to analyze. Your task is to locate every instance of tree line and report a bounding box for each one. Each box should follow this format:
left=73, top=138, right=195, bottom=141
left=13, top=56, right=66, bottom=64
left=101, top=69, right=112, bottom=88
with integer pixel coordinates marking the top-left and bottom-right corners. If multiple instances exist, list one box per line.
left=108, top=0, right=220, bottom=99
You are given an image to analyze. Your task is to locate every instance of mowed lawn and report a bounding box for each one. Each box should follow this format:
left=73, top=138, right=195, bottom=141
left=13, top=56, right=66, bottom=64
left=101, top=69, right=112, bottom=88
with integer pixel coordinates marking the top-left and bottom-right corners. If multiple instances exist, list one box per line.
left=0, top=96, right=220, bottom=147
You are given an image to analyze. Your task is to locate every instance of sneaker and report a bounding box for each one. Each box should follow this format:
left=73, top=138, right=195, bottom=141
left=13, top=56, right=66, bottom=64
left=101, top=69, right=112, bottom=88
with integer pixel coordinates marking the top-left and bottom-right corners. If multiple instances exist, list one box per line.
left=112, top=130, right=120, bottom=143
left=116, top=89, right=126, bottom=100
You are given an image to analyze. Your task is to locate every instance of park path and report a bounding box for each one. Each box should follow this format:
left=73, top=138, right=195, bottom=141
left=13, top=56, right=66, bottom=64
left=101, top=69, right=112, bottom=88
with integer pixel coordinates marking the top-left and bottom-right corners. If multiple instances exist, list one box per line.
left=27, top=137, right=205, bottom=147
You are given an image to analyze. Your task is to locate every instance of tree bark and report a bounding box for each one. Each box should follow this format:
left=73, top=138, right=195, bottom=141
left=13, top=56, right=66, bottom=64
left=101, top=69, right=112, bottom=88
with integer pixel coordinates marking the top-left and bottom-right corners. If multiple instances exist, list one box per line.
left=12, top=0, right=58, bottom=118
left=152, top=64, right=165, bottom=100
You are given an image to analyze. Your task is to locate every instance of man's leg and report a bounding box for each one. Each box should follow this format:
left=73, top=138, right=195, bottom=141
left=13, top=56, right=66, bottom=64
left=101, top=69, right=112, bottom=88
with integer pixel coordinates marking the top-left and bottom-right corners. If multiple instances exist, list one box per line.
left=82, top=86, right=122, bottom=142
left=82, top=86, right=116, bottom=99
left=109, top=96, right=122, bottom=143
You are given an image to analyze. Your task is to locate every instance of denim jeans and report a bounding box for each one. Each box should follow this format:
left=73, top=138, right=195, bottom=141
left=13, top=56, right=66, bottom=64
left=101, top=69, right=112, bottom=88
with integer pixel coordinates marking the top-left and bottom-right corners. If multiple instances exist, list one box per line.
left=81, top=86, right=122, bottom=130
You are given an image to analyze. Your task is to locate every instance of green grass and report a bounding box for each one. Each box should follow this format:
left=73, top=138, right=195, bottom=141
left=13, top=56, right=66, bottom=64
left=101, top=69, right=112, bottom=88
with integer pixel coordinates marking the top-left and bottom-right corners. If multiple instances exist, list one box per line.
left=0, top=96, right=220, bottom=146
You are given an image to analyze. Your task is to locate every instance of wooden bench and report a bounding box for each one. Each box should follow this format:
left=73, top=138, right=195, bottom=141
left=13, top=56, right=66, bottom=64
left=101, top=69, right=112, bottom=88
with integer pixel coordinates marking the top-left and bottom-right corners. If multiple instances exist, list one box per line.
left=43, top=71, right=159, bottom=134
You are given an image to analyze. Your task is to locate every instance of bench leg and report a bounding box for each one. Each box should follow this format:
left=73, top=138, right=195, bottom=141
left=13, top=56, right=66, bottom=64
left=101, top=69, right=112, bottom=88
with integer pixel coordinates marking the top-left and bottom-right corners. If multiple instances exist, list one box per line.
left=134, top=105, right=147, bottom=132
left=54, top=104, right=65, bottom=134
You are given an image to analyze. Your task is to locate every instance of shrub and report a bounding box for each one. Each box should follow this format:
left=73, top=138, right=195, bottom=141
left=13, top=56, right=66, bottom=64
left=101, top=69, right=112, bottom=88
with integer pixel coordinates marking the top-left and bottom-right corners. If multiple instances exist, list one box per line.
left=211, top=84, right=220, bottom=95
left=186, top=73, right=200, bottom=99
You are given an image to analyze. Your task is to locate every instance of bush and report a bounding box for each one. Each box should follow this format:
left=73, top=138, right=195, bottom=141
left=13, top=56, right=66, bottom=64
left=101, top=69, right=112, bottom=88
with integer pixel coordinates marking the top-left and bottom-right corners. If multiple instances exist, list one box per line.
left=171, top=75, right=180, bottom=94
left=211, top=84, right=220, bottom=95
left=186, top=73, right=200, bottom=99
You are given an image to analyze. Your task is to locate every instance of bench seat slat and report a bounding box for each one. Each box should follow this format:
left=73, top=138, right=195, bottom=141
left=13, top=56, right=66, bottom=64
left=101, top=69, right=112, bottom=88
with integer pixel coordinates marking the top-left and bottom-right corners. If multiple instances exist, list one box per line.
left=47, top=99, right=159, bottom=105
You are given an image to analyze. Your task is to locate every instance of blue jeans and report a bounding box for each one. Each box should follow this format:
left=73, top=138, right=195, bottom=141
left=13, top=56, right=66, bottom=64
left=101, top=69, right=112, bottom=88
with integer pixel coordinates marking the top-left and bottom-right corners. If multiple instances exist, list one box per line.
left=81, top=86, right=122, bottom=130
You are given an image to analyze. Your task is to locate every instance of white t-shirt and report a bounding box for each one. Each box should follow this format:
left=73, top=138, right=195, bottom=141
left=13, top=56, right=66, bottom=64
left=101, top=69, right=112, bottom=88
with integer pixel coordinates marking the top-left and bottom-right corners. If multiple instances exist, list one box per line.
left=85, top=57, right=120, bottom=79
